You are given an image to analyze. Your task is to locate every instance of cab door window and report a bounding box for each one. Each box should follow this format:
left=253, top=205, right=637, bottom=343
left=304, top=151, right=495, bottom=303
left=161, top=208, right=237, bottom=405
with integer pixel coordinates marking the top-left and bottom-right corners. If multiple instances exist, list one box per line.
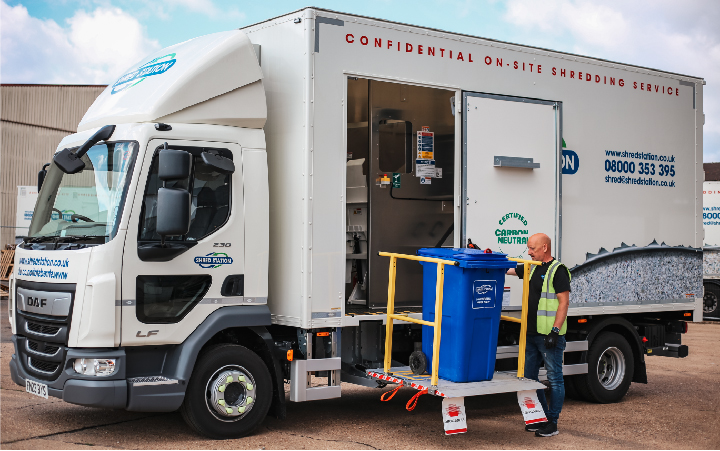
left=138, top=145, right=232, bottom=242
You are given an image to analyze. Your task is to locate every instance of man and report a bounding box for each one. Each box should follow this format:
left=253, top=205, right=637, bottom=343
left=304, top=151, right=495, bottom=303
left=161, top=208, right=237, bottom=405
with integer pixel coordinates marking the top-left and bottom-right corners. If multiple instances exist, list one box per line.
left=507, top=233, right=570, bottom=437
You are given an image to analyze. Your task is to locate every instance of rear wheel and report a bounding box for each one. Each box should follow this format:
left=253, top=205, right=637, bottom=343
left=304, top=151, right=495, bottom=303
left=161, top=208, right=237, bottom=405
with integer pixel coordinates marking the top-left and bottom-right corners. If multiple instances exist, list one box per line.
left=180, top=344, right=272, bottom=439
left=563, top=374, right=582, bottom=400
left=576, top=332, right=634, bottom=403
left=703, top=283, right=720, bottom=318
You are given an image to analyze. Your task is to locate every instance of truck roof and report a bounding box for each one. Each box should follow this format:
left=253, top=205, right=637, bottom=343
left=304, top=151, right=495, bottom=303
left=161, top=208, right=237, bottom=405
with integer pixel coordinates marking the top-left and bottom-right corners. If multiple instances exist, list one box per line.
left=243, top=7, right=705, bottom=82
left=77, top=30, right=265, bottom=132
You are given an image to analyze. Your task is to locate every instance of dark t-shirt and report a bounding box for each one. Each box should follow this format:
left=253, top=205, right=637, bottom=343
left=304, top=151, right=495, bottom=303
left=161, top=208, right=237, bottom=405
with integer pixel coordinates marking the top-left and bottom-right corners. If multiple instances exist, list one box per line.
left=516, top=258, right=571, bottom=335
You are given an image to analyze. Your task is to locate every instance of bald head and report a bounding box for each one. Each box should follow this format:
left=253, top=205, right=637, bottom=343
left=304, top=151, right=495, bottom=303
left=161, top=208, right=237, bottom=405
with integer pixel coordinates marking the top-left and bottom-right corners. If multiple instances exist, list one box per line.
left=527, top=233, right=552, bottom=262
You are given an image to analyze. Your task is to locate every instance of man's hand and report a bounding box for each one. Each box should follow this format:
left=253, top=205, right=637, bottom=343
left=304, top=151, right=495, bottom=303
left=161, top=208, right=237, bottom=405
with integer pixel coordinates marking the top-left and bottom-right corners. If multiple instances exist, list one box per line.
left=544, top=330, right=559, bottom=349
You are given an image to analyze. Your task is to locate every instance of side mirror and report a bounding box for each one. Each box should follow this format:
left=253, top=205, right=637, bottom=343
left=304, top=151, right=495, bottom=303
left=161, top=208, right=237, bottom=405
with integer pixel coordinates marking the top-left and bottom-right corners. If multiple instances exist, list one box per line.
left=201, top=151, right=235, bottom=174
left=38, top=163, right=50, bottom=191
left=156, top=187, right=191, bottom=238
left=137, top=145, right=193, bottom=262
left=159, top=148, right=192, bottom=180
left=54, top=125, right=115, bottom=174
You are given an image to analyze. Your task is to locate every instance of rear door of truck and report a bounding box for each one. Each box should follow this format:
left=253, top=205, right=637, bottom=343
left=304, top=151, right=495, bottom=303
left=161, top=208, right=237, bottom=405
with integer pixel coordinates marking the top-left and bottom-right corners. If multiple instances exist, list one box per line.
left=462, top=93, right=561, bottom=310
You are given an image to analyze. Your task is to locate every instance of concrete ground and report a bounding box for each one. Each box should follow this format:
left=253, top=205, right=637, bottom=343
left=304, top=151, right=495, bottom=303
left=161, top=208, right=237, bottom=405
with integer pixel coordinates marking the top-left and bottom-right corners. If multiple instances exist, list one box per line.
left=1, top=296, right=719, bottom=449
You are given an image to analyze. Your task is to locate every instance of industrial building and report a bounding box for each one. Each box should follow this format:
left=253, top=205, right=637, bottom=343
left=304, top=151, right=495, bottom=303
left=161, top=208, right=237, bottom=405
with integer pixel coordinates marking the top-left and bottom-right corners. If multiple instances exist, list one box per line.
left=0, top=84, right=106, bottom=249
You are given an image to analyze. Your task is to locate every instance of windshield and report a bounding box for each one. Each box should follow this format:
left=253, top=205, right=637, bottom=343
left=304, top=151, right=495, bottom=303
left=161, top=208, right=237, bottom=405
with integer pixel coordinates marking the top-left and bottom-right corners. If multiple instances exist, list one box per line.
left=28, top=141, right=138, bottom=240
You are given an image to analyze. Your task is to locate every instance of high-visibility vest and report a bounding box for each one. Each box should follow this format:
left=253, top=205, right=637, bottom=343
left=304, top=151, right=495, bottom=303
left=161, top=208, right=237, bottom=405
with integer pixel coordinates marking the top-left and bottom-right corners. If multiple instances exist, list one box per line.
left=529, top=260, right=571, bottom=335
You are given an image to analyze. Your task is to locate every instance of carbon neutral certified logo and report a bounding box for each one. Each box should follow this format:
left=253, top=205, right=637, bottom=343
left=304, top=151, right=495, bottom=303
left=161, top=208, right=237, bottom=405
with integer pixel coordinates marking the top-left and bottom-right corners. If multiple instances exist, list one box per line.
left=495, top=212, right=529, bottom=258
left=194, top=252, right=233, bottom=269
left=111, top=53, right=177, bottom=94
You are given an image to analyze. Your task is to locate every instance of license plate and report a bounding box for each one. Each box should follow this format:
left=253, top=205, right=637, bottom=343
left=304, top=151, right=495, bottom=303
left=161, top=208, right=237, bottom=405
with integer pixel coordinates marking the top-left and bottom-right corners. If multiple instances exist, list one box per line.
left=26, top=379, right=48, bottom=399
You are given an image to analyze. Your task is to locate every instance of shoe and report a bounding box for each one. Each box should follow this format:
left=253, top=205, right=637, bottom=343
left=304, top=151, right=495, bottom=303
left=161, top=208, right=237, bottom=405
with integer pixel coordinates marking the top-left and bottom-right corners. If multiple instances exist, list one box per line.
left=535, top=422, right=558, bottom=437
left=525, top=421, right=548, bottom=432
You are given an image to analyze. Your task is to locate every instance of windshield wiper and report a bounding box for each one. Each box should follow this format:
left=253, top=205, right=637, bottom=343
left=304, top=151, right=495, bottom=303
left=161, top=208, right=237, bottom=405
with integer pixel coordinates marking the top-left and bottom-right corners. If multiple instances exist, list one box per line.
left=57, top=235, right=108, bottom=243
left=23, top=235, right=108, bottom=246
left=24, top=236, right=60, bottom=244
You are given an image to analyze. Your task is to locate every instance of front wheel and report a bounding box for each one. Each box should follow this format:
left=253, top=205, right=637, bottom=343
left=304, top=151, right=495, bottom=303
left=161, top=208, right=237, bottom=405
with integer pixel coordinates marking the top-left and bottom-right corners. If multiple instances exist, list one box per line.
left=575, top=332, right=634, bottom=403
left=180, top=344, right=272, bottom=439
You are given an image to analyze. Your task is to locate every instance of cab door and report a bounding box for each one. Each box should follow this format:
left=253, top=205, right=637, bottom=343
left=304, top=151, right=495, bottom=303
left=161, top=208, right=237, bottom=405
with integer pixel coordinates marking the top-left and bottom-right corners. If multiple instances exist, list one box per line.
left=121, top=139, right=245, bottom=345
left=462, top=93, right=561, bottom=310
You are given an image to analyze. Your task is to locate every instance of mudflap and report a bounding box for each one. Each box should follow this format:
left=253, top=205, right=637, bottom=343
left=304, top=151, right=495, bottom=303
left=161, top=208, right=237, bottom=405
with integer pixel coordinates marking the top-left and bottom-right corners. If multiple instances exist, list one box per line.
left=517, top=390, right=547, bottom=426
left=442, top=397, right=467, bottom=435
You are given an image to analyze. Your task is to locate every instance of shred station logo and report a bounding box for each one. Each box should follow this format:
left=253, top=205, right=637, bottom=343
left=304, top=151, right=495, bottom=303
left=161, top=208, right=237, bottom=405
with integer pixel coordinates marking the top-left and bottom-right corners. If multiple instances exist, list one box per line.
left=111, top=53, right=177, bottom=94
left=445, top=404, right=462, bottom=418
left=194, top=252, right=233, bottom=269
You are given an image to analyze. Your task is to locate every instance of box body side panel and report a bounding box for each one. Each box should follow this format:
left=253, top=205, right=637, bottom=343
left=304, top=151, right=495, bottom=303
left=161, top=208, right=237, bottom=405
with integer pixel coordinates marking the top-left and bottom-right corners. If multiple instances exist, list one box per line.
left=311, top=13, right=702, bottom=310
left=245, top=17, right=310, bottom=326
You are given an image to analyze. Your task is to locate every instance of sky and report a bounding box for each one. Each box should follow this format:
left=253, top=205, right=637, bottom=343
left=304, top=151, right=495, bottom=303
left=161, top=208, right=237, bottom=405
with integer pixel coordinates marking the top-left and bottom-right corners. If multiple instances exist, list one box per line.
left=2, top=0, right=719, bottom=160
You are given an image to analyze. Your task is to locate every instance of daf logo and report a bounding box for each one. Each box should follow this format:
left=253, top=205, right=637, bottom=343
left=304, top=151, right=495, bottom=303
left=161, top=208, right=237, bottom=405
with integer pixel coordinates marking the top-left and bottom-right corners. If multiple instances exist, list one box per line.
left=27, top=297, right=48, bottom=308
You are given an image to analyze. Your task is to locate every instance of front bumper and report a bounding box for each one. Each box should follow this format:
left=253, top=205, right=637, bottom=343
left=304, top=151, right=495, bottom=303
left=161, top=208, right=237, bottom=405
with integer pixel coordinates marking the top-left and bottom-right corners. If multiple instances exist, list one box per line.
left=10, top=336, right=185, bottom=411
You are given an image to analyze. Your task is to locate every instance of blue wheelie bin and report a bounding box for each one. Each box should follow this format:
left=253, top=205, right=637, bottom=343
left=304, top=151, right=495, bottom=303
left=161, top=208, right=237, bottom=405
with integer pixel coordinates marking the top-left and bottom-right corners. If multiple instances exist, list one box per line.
left=417, top=248, right=516, bottom=383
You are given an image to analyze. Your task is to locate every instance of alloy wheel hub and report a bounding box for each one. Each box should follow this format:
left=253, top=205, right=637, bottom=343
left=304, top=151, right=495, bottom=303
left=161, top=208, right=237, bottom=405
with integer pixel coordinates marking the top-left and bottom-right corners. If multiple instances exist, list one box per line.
left=597, top=346, right=625, bottom=391
left=704, top=292, right=718, bottom=313
left=208, top=369, right=256, bottom=418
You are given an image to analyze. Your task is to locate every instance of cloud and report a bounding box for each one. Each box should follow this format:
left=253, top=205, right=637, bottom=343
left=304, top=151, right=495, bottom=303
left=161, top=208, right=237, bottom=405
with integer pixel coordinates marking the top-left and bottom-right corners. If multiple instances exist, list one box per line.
left=1, top=1, right=160, bottom=84
left=504, top=0, right=720, bottom=161
left=161, top=0, right=245, bottom=20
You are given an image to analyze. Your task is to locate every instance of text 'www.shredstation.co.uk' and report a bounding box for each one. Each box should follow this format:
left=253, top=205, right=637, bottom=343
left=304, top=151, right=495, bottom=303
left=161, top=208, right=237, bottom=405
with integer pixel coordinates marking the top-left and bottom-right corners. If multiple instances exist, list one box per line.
left=603, top=150, right=676, bottom=188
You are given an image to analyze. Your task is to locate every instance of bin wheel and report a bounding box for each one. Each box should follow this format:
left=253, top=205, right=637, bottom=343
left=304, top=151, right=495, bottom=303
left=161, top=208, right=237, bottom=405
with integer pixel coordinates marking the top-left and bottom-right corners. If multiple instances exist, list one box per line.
left=180, top=344, right=272, bottom=439
left=409, top=351, right=428, bottom=375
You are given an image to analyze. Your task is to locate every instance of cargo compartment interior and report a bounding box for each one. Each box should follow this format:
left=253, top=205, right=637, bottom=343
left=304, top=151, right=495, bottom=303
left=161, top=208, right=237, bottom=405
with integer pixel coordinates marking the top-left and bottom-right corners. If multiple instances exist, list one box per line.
left=345, top=78, right=456, bottom=311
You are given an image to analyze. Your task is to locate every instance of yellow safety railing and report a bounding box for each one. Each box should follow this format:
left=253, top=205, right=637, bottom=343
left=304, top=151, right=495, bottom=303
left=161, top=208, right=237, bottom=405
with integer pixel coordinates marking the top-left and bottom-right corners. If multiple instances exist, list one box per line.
left=380, top=252, right=458, bottom=388
left=501, top=257, right=542, bottom=378
left=380, top=251, right=541, bottom=387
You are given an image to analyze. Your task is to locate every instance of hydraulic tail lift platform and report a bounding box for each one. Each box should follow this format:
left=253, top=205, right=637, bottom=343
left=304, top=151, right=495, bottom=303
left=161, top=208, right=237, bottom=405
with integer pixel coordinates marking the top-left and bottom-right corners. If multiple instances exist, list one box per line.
left=366, top=253, right=547, bottom=434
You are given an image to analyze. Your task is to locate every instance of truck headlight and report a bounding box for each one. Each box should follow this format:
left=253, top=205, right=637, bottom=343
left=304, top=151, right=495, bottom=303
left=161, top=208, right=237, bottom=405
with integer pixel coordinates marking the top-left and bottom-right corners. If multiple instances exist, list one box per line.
left=73, top=358, right=116, bottom=376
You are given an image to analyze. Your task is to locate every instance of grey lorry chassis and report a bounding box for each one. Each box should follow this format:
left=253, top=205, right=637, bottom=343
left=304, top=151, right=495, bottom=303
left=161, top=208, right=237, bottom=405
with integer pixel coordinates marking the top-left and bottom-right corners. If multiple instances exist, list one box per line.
left=572, top=315, right=649, bottom=384
left=10, top=305, right=281, bottom=412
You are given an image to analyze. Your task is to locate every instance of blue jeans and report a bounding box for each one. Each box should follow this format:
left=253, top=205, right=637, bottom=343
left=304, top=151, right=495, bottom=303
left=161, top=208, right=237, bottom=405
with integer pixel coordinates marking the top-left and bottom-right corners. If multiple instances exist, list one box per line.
left=524, top=334, right=566, bottom=424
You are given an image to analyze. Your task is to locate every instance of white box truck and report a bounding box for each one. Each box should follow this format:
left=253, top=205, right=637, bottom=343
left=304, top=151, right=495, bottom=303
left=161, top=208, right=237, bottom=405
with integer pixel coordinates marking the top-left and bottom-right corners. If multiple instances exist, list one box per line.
left=8, top=8, right=704, bottom=438
left=702, top=181, right=720, bottom=318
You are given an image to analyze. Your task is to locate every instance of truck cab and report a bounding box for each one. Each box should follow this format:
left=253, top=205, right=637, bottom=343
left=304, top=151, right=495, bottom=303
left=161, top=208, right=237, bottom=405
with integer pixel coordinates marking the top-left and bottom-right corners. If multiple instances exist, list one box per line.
left=9, top=31, right=279, bottom=439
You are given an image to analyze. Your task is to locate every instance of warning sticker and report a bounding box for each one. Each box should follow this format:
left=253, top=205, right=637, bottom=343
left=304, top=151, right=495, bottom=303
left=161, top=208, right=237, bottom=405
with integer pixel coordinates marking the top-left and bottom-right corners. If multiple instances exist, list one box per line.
left=502, top=287, right=511, bottom=307
left=416, top=159, right=435, bottom=178
left=417, top=131, right=434, bottom=160
left=517, top=390, right=547, bottom=425
left=442, top=397, right=467, bottom=435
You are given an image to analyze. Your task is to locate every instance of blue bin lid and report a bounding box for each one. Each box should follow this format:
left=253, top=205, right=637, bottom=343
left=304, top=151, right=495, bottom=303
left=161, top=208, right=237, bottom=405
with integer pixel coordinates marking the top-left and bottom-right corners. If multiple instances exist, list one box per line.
left=417, top=248, right=516, bottom=269
left=418, top=248, right=507, bottom=260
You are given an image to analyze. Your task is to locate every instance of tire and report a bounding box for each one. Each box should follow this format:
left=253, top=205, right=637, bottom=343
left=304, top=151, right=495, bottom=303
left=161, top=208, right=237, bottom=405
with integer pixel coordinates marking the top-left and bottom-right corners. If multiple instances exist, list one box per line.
left=575, top=332, right=634, bottom=403
left=563, top=374, right=583, bottom=400
left=409, top=351, right=428, bottom=375
left=180, top=344, right=272, bottom=439
left=703, top=283, right=720, bottom=318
